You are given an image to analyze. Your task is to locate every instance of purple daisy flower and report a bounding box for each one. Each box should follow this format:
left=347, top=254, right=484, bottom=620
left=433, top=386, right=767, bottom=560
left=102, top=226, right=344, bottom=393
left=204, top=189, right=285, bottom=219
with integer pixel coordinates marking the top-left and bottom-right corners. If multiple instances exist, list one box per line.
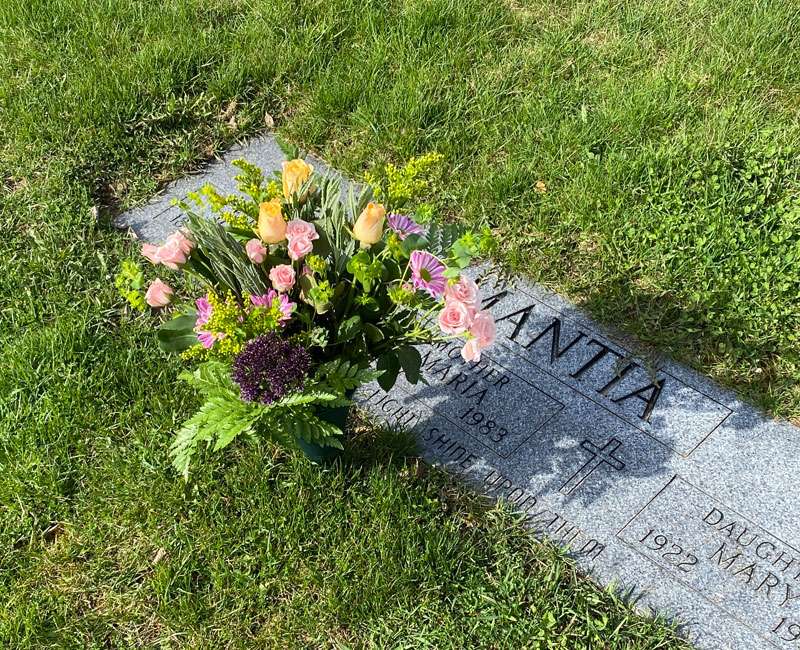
left=409, top=250, right=447, bottom=299
left=387, top=213, right=426, bottom=240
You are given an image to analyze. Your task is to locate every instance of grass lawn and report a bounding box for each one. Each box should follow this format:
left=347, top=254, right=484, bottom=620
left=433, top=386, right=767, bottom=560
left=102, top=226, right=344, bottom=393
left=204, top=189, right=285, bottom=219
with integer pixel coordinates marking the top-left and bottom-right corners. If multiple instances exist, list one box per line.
left=0, top=0, right=797, bottom=646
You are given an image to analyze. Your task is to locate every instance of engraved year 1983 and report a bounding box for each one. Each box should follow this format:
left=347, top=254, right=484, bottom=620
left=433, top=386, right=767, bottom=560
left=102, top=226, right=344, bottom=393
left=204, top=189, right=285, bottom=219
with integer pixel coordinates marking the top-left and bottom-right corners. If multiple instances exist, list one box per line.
left=458, top=407, right=508, bottom=444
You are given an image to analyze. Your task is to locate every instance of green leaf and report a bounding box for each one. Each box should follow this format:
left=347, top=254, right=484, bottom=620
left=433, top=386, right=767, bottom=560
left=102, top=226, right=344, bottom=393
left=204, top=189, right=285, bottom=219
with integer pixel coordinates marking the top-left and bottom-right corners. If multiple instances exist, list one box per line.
left=337, top=314, right=362, bottom=343
left=400, top=232, right=429, bottom=256
left=275, top=135, right=301, bottom=160
left=377, top=353, right=400, bottom=391
left=178, top=360, right=231, bottom=395
left=396, top=346, right=422, bottom=384
left=157, top=314, right=199, bottom=352
left=363, top=323, right=384, bottom=342
left=285, top=411, right=343, bottom=445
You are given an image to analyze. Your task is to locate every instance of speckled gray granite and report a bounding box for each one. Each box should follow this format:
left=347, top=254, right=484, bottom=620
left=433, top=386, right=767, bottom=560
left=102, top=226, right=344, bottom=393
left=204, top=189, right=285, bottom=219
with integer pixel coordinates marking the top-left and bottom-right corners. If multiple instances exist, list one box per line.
left=117, top=134, right=800, bottom=650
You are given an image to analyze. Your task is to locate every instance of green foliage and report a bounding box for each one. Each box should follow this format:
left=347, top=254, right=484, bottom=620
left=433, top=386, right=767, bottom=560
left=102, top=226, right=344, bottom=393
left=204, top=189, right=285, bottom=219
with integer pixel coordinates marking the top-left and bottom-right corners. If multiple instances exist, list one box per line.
left=157, top=313, right=200, bottom=352
left=365, top=152, right=444, bottom=210
left=396, top=346, right=422, bottom=384
left=275, top=134, right=302, bottom=161
left=169, top=361, right=366, bottom=478
left=186, top=212, right=270, bottom=299
left=315, top=359, right=383, bottom=394
left=346, top=250, right=384, bottom=292
left=114, top=259, right=146, bottom=310
left=169, top=362, right=260, bottom=478
left=377, top=352, right=401, bottom=391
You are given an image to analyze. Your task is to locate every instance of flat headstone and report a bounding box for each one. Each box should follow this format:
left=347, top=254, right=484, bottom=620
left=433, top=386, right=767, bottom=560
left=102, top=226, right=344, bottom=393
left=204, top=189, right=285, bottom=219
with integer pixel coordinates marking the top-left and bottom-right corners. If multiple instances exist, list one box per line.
left=117, top=134, right=800, bottom=650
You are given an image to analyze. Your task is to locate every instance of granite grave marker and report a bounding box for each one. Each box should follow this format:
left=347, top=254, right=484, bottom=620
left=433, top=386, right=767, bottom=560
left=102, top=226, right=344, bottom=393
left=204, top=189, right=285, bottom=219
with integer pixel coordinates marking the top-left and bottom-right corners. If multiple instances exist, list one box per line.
left=117, top=135, right=800, bottom=650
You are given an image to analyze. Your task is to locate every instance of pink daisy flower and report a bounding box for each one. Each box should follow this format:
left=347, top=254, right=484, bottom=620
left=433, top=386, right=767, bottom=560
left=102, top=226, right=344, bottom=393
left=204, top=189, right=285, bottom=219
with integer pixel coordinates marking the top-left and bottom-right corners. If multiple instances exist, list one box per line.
left=195, top=296, right=212, bottom=327
left=409, top=250, right=447, bottom=299
left=387, top=213, right=426, bottom=241
left=197, top=330, right=225, bottom=349
left=251, top=290, right=295, bottom=325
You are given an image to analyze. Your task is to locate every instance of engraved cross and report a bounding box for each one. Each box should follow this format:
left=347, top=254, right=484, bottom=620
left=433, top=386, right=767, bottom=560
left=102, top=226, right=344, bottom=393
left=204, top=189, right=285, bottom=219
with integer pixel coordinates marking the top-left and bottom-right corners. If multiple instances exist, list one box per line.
left=560, top=438, right=625, bottom=495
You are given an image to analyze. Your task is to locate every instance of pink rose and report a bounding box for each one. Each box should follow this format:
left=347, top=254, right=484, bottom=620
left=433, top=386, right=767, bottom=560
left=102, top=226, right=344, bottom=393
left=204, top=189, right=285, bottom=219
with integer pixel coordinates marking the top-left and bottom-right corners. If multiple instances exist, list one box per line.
left=141, top=230, right=195, bottom=270
left=438, top=299, right=472, bottom=335
left=288, top=236, right=314, bottom=260
left=145, top=279, right=174, bottom=307
left=155, top=237, right=189, bottom=270
left=460, top=311, right=495, bottom=363
left=469, top=310, right=496, bottom=347
left=246, top=238, right=267, bottom=264
left=269, top=264, right=296, bottom=292
left=141, top=243, right=160, bottom=263
left=461, top=338, right=482, bottom=363
left=445, top=274, right=481, bottom=308
left=285, top=218, right=318, bottom=243
left=171, top=229, right=195, bottom=254
left=284, top=218, right=318, bottom=260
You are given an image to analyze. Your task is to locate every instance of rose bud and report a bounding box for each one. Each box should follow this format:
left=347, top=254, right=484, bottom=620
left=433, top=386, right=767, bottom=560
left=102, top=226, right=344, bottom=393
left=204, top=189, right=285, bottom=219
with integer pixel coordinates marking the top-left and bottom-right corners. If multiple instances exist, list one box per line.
left=257, top=198, right=287, bottom=243
left=352, top=202, right=386, bottom=245
left=281, top=158, right=314, bottom=203
left=145, top=279, right=174, bottom=307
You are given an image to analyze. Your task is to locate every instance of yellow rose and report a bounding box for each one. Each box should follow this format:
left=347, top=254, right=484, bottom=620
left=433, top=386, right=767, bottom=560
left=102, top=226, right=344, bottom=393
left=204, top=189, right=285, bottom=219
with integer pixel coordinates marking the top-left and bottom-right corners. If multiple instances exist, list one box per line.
left=257, top=198, right=287, bottom=243
left=352, top=202, right=386, bottom=245
left=282, top=158, right=314, bottom=203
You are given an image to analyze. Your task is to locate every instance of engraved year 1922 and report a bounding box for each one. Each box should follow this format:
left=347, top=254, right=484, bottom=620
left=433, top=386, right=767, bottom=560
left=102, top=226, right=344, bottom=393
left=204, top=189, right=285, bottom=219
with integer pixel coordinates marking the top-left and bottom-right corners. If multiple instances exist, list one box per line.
left=773, top=618, right=800, bottom=644
left=637, top=529, right=698, bottom=572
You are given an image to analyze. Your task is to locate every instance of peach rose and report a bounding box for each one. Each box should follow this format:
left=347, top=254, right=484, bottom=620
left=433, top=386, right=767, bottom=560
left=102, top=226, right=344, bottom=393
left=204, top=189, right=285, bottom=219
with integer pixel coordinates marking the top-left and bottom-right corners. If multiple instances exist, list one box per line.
left=438, top=299, right=472, bottom=335
left=246, top=238, right=267, bottom=263
left=282, top=158, right=314, bottom=203
left=145, top=279, right=174, bottom=307
left=141, top=243, right=160, bottom=263
left=269, top=264, right=296, bottom=292
left=257, top=198, right=287, bottom=243
left=352, top=202, right=386, bottom=245
left=445, top=274, right=481, bottom=308
left=141, top=230, right=195, bottom=270
left=171, top=229, right=195, bottom=254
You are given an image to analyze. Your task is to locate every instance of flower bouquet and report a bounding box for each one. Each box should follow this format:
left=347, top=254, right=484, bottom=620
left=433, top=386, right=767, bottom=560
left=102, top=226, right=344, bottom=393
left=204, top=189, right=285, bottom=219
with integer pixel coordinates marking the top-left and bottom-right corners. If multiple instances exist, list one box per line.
left=118, top=139, right=496, bottom=476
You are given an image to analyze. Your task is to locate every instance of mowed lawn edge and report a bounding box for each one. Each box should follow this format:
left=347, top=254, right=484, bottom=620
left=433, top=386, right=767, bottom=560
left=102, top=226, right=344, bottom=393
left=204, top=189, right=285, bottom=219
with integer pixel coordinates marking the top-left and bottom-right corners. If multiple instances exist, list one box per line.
left=0, top=0, right=796, bottom=646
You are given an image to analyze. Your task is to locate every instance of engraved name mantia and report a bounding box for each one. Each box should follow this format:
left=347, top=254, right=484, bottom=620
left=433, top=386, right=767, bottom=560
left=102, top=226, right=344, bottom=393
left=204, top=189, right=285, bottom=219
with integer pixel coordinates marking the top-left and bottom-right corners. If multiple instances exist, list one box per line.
left=484, top=289, right=665, bottom=423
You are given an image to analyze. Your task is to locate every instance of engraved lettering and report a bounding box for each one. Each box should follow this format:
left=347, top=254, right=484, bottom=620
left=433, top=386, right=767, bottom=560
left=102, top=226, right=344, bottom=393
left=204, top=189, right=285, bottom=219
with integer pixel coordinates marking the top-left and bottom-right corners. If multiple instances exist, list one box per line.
left=570, top=339, right=622, bottom=380
left=523, top=317, right=587, bottom=363
left=611, top=378, right=665, bottom=423
left=496, top=304, right=536, bottom=342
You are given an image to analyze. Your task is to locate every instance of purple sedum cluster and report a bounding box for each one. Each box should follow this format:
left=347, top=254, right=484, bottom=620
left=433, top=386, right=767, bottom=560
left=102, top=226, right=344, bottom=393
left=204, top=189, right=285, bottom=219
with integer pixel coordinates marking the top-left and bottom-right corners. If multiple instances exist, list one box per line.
left=231, top=333, right=311, bottom=405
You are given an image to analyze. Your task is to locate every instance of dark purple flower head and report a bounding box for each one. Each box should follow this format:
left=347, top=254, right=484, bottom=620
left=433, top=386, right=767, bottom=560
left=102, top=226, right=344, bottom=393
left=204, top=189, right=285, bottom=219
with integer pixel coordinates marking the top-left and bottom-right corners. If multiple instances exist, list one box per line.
left=231, top=333, right=311, bottom=405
